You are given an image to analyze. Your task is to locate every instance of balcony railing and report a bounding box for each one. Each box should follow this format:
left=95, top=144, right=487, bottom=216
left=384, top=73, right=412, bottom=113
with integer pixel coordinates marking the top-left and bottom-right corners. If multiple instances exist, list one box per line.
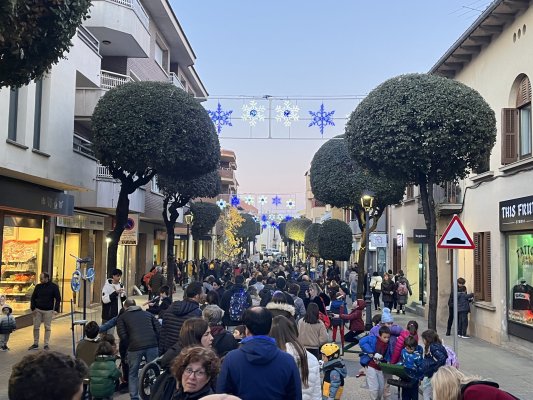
left=435, top=181, right=462, bottom=204
left=169, top=72, right=185, bottom=90
left=96, top=163, right=114, bottom=179
left=77, top=26, right=99, bottom=54
left=73, top=133, right=96, bottom=159
left=106, top=0, right=149, bottom=29
left=101, top=70, right=131, bottom=90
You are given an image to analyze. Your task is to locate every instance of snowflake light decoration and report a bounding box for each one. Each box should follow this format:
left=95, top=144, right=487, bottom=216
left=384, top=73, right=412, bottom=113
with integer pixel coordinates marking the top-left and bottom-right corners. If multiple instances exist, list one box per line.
left=244, top=195, right=255, bottom=206
left=272, top=195, right=282, bottom=206
left=230, top=195, right=240, bottom=207
left=276, top=214, right=284, bottom=221
left=261, top=214, right=268, bottom=223
left=216, top=199, right=227, bottom=210
left=207, top=102, right=233, bottom=134
left=275, top=101, right=300, bottom=127
left=242, top=100, right=265, bottom=126
left=286, top=199, right=296, bottom=209
left=271, top=221, right=279, bottom=229
left=284, top=215, right=294, bottom=222
left=262, top=223, right=268, bottom=229
left=252, top=216, right=259, bottom=223
left=258, top=196, right=268, bottom=206
left=308, top=103, right=335, bottom=136
left=268, top=214, right=276, bottom=221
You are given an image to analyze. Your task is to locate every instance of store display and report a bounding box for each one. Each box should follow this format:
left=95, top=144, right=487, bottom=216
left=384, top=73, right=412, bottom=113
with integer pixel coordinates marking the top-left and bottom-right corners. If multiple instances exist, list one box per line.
left=512, top=279, right=533, bottom=310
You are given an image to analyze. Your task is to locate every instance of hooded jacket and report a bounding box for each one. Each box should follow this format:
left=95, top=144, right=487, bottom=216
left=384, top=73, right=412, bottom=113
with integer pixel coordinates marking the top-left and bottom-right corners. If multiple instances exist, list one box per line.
left=286, top=342, right=321, bottom=400
left=101, top=278, right=126, bottom=321
left=322, top=359, right=347, bottom=400
left=89, top=355, right=121, bottom=398
left=339, top=299, right=365, bottom=332
left=266, top=302, right=296, bottom=321
left=216, top=336, right=302, bottom=400
left=116, top=306, right=160, bottom=352
left=359, top=334, right=392, bottom=366
left=159, top=299, right=201, bottom=353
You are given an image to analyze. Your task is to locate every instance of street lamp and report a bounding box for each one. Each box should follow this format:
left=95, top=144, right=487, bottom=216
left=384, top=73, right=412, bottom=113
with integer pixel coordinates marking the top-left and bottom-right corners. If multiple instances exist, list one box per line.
left=360, top=190, right=375, bottom=331
left=184, top=211, right=194, bottom=262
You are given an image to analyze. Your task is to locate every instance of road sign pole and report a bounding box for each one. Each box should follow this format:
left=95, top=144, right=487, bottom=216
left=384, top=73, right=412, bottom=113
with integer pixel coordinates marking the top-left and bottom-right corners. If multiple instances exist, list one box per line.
left=453, top=248, right=458, bottom=355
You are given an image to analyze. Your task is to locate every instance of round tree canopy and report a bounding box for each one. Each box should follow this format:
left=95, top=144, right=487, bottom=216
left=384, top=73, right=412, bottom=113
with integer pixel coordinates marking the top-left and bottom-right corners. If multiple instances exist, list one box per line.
left=286, top=218, right=312, bottom=243
left=345, top=73, right=496, bottom=184
left=190, top=202, right=221, bottom=240
left=318, top=219, right=352, bottom=262
left=304, top=223, right=321, bottom=258
left=157, top=169, right=221, bottom=202
left=237, top=213, right=259, bottom=242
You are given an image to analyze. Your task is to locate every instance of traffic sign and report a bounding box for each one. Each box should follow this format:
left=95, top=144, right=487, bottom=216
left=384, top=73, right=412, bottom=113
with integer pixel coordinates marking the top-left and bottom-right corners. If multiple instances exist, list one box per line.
left=437, top=215, right=475, bottom=249
left=86, top=267, right=95, bottom=283
left=71, top=270, right=82, bottom=292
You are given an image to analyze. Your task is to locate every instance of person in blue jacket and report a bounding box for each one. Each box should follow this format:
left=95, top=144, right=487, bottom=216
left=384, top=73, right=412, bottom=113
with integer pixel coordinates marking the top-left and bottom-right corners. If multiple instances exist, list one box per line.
left=216, top=306, right=302, bottom=400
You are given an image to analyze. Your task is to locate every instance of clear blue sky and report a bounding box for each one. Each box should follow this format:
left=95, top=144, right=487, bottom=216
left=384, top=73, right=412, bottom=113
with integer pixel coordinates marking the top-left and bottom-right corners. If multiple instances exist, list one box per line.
left=171, top=0, right=491, bottom=215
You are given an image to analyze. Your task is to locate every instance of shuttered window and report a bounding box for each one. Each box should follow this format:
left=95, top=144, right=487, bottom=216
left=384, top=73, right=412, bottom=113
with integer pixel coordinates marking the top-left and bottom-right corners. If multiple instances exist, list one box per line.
left=501, top=108, right=519, bottom=165
left=473, top=231, right=492, bottom=302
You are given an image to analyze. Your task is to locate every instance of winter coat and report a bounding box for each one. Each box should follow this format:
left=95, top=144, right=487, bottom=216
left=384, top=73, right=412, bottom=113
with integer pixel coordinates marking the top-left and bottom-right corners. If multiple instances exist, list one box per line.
left=171, top=383, right=214, bottom=400
left=89, top=355, right=121, bottom=398
left=0, top=314, right=16, bottom=334
left=370, top=323, right=403, bottom=354
left=116, top=306, right=160, bottom=352
left=349, top=271, right=358, bottom=294
left=458, top=292, right=474, bottom=313
left=359, top=334, right=392, bottom=366
left=391, top=330, right=419, bottom=364
left=322, top=359, right=347, bottom=400
left=266, top=302, right=296, bottom=322
left=211, top=325, right=239, bottom=357
left=298, top=319, right=328, bottom=350
left=381, top=279, right=396, bottom=303
left=75, top=338, right=100, bottom=369
left=159, top=299, right=202, bottom=353
left=147, top=296, right=172, bottom=316
left=422, top=342, right=448, bottom=378
left=260, top=289, right=295, bottom=307
left=149, top=271, right=165, bottom=294
left=101, top=279, right=126, bottom=321
left=396, top=276, right=412, bottom=305
left=298, top=280, right=311, bottom=300
left=286, top=342, right=322, bottom=400
left=339, top=299, right=365, bottom=332
left=216, top=336, right=302, bottom=400
left=291, top=294, right=306, bottom=320
left=30, top=281, right=61, bottom=312
left=220, top=284, right=252, bottom=326
left=370, top=275, right=383, bottom=292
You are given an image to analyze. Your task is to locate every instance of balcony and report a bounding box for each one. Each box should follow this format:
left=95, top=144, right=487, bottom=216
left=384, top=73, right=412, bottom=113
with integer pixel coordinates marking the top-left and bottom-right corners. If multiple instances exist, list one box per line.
left=84, top=0, right=150, bottom=58
left=169, top=72, right=185, bottom=91
left=73, top=133, right=96, bottom=159
left=101, top=70, right=132, bottom=90
left=417, top=182, right=462, bottom=215
left=219, top=167, right=235, bottom=182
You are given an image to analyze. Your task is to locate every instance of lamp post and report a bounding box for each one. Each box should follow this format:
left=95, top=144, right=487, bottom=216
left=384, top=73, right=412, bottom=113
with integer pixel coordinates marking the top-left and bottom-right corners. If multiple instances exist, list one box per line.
left=184, top=212, right=194, bottom=262
left=361, top=191, right=375, bottom=331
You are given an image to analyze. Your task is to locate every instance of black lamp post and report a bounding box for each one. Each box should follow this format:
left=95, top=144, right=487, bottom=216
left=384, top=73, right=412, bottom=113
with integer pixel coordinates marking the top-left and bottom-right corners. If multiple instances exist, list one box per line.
left=184, top=211, right=194, bottom=262
left=361, top=191, right=375, bottom=331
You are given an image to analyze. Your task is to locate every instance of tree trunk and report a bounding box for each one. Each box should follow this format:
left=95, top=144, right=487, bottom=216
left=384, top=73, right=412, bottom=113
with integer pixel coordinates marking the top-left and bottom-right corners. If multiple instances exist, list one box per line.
left=419, top=180, right=438, bottom=330
left=355, top=206, right=383, bottom=298
left=106, top=183, right=131, bottom=276
left=163, top=195, right=186, bottom=301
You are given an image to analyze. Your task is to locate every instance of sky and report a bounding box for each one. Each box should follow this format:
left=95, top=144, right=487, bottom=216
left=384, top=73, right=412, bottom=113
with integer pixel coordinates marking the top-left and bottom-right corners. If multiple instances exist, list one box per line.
left=171, top=0, right=492, bottom=216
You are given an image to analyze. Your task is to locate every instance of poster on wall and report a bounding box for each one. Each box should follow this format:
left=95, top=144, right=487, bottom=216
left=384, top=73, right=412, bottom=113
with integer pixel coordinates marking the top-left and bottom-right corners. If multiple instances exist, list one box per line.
left=508, top=233, right=533, bottom=327
left=119, top=214, right=139, bottom=246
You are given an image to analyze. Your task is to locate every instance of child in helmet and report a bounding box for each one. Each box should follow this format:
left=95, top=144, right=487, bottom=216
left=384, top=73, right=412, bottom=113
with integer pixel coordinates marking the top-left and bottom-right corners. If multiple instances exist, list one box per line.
left=320, top=342, right=347, bottom=400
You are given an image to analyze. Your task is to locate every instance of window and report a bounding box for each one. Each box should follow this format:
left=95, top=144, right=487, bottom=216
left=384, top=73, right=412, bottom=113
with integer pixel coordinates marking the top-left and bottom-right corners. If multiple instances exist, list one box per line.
left=33, top=79, right=43, bottom=150
left=8, top=87, right=19, bottom=141
left=473, top=231, right=492, bottom=302
left=151, top=178, right=161, bottom=194
left=405, top=185, right=414, bottom=200
left=155, top=42, right=164, bottom=67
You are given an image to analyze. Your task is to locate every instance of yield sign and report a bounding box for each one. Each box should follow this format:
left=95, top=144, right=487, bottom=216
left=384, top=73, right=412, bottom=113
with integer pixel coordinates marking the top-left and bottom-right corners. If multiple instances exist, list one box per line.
left=437, top=215, right=475, bottom=249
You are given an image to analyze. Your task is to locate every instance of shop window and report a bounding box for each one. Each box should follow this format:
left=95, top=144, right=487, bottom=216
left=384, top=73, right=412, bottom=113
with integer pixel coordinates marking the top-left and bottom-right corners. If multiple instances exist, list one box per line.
left=473, top=231, right=492, bottom=302
left=507, top=233, right=533, bottom=328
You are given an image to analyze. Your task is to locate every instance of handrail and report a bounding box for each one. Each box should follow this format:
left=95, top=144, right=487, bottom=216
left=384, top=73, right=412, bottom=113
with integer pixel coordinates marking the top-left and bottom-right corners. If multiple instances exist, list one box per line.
left=105, top=0, right=149, bottom=29
left=96, top=163, right=114, bottom=179
left=77, top=26, right=100, bottom=55
left=169, top=72, right=185, bottom=90
left=100, top=69, right=131, bottom=90
left=73, top=133, right=96, bottom=159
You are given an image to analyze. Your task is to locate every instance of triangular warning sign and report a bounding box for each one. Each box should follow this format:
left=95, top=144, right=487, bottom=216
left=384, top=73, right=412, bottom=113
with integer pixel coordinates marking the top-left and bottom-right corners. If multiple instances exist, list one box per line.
left=437, top=215, right=475, bottom=249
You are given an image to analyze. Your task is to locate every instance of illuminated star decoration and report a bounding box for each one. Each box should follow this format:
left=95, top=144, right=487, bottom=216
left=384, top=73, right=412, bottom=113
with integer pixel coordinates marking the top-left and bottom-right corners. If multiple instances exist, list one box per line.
left=262, top=223, right=268, bottom=229
left=230, top=195, right=240, bottom=207
left=308, top=103, right=335, bottom=136
left=272, top=195, right=282, bottom=206
left=216, top=199, right=227, bottom=210
left=252, top=216, right=259, bottom=223
left=284, top=215, right=294, bottom=222
left=275, top=100, right=300, bottom=127
left=207, top=102, right=233, bottom=134
left=286, top=199, right=296, bottom=209
left=261, top=214, right=268, bottom=223
left=258, top=196, right=268, bottom=206
left=271, top=221, right=279, bottom=229
left=244, top=195, right=255, bottom=206
left=242, top=100, right=265, bottom=126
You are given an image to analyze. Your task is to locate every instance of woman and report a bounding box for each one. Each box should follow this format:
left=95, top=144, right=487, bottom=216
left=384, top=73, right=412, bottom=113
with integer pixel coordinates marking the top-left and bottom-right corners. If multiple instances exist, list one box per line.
left=381, top=273, right=396, bottom=310
left=212, top=280, right=224, bottom=300
left=396, top=270, right=412, bottom=314
left=266, top=291, right=296, bottom=322
left=336, top=298, right=365, bottom=344
left=305, top=283, right=328, bottom=315
left=370, top=271, right=383, bottom=311
left=298, top=302, right=328, bottom=359
left=271, top=315, right=321, bottom=400
left=204, top=291, right=219, bottom=308
left=202, top=305, right=238, bottom=357
left=170, top=346, right=221, bottom=400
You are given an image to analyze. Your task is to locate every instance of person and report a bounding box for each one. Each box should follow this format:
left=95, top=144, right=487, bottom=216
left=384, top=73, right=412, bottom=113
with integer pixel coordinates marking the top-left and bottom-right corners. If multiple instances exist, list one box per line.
left=391, top=320, right=419, bottom=364
left=348, top=267, right=359, bottom=303
left=298, top=302, right=328, bottom=359
left=170, top=346, right=221, bottom=400
left=28, top=272, right=61, bottom=350
left=270, top=315, right=322, bottom=400
left=232, top=325, right=245, bottom=342
left=336, top=298, right=365, bottom=344
left=0, top=303, right=16, bottom=351
left=431, top=366, right=519, bottom=400
left=212, top=279, right=225, bottom=300
left=89, top=341, right=121, bottom=400
left=142, top=266, right=156, bottom=299
left=360, top=326, right=392, bottom=400
left=160, top=281, right=203, bottom=354
left=252, top=274, right=264, bottom=292
left=421, top=329, right=448, bottom=400
left=305, top=283, right=328, bottom=315
left=446, top=277, right=466, bottom=336
left=145, top=285, right=172, bottom=316
left=381, top=273, right=396, bottom=310
left=289, top=283, right=306, bottom=320
left=397, top=335, right=423, bottom=400
left=370, top=272, right=383, bottom=311
left=216, top=306, right=302, bottom=400
left=260, top=276, right=295, bottom=306
left=395, top=271, right=412, bottom=314
left=116, top=299, right=160, bottom=400
left=203, top=305, right=239, bottom=357
left=149, top=266, right=165, bottom=299
left=75, top=321, right=100, bottom=367
left=9, top=351, right=88, bottom=400
left=220, top=275, right=252, bottom=328
left=266, top=291, right=296, bottom=322
left=329, top=287, right=348, bottom=344
left=457, top=285, right=475, bottom=339
left=320, top=343, right=347, bottom=400
left=247, top=286, right=261, bottom=306
left=101, top=268, right=126, bottom=332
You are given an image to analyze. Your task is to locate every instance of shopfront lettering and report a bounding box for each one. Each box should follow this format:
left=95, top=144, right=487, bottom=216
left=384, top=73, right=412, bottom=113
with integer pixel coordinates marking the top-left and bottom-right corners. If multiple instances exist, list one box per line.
left=500, top=195, right=533, bottom=232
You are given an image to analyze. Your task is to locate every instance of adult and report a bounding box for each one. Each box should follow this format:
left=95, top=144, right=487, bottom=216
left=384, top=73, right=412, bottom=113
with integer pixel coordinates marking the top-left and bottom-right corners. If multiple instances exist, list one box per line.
left=337, top=299, right=365, bottom=343
left=289, top=283, right=306, bottom=320
left=260, top=276, right=295, bottom=306
left=252, top=274, right=265, bottom=292
left=212, top=279, right=225, bottom=300
left=160, top=281, right=203, bottom=354
left=446, top=277, right=466, bottom=336
left=298, top=303, right=328, bottom=359
left=266, top=291, right=296, bottom=322
left=29, top=272, right=61, bottom=350
left=101, top=268, right=126, bottom=330
left=304, top=283, right=328, bottom=315
left=203, top=305, right=239, bottom=357
left=217, top=307, right=302, bottom=400
left=370, top=271, right=383, bottom=311
left=348, top=267, right=358, bottom=303
left=396, top=270, right=412, bottom=314
left=271, top=315, right=321, bottom=400
left=205, top=290, right=220, bottom=307
left=117, top=299, right=160, bottom=400
left=381, top=272, right=396, bottom=310
left=149, top=266, right=165, bottom=298
left=9, top=351, right=88, bottom=400
left=297, top=275, right=311, bottom=300
left=220, top=275, right=252, bottom=328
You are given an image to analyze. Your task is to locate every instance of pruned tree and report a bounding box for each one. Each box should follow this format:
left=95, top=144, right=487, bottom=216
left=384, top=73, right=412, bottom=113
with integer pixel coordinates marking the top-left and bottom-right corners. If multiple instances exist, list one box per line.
left=304, top=223, right=321, bottom=258
left=318, top=219, right=352, bottom=263
left=310, top=135, right=405, bottom=295
left=345, top=73, right=496, bottom=329
left=1, top=0, right=92, bottom=87
left=286, top=218, right=312, bottom=263
left=236, top=213, right=259, bottom=257
left=191, top=202, right=222, bottom=241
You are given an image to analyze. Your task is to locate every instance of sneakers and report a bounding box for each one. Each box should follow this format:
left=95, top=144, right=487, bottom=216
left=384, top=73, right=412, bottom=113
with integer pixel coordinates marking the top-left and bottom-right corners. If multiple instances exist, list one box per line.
left=28, top=344, right=39, bottom=351
left=396, top=309, right=400, bottom=314
left=43, top=345, right=50, bottom=350
left=445, top=332, right=451, bottom=336
left=459, top=335, right=471, bottom=339
left=402, top=310, right=406, bottom=315
left=0, top=346, right=7, bottom=352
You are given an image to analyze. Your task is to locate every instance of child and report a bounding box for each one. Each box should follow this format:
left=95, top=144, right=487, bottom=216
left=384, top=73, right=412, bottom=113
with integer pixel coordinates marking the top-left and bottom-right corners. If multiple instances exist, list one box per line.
left=320, top=342, right=347, bottom=400
left=90, top=341, right=121, bottom=400
left=421, top=329, right=448, bottom=400
left=391, top=320, right=419, bottom=364
left=75, top=321, right=100, bottom=368
left=233, top=325, right=246, bottom=342
left=329, top=290, right=348, bottom=343
left=457, top=286, right=474, bottom=338
left=145, top=285, right=171, bottom=316
left=398, top=335, right=423, bottom=400
left=360, top=325, right=392, bottom=400
left=0, top=304, right=16, bottom=351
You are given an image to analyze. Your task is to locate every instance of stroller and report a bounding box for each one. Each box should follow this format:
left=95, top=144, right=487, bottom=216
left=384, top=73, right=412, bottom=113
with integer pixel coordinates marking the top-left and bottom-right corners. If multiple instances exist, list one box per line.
left=139, top=356, right=164, bottom=400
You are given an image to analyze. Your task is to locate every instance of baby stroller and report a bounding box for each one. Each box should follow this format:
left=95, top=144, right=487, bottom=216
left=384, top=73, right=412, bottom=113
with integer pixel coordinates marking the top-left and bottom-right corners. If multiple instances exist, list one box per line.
left=139, top=356, right=163, bottom=400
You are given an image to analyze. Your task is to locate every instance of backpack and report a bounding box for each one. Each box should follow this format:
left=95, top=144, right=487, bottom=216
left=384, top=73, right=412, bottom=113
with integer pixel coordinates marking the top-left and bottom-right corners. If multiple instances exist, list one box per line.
left=229, top=289, right=248, bottom=321
left=397, top=281, right=408, bottom=296
left=444, top=344, right=459, bottom=368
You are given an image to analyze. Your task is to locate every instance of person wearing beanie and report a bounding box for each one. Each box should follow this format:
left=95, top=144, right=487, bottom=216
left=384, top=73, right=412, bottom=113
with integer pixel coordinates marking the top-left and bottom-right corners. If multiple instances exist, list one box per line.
left=0, top=304, right=16, bottom=351
left=202, top=305, right=238, bottom=357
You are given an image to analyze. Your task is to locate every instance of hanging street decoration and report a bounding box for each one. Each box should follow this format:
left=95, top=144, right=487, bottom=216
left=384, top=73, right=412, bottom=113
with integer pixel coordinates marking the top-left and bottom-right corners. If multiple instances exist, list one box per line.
left=244, top=195, right=255, bottom=206
left=284, top=215, right=294, bottom=222
left=276, top=214, right=284, bottom=221
left=258, top=196, right=268, bottom=206
left=270, top=221, right=279, bottom=229
left=242, top=100, right=265, bottom=126
left=230, top=195, right=240, bottom=207
left=208, top=102, right=233, bottom=134
left=286, top=199, right=296, bottom=209
left=252, top=216, right=259, bottom=223
left=275, top=100, right=300, bottom=127
left=262, top=223, right=268, bottom=229
left=268, top=214, right=276, bottom=221
left=308, top=103, right=335, bottom=136
left=261, top=214, right=268, bottom=223
left=216, top=199, right=227, bottom=210
left=272, top=195, right=282, bottom=206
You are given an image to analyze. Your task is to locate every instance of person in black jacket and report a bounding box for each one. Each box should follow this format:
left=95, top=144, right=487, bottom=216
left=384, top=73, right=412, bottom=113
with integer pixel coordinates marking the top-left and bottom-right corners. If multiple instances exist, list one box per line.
left=220, top=275, right=252, bottom=328
left=202, top=304, right=238, bottom=357
left=145, top=285, right=172, bottom=316
left=28, top=272, right=61, bottom=351
left=117, top=299, right=160, bottom=400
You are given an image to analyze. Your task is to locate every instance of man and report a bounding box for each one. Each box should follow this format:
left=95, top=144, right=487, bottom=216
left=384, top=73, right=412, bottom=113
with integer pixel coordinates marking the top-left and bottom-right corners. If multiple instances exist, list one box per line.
left=101, top=268, right=127, bottom=332
left=217, top=307, right=302, bottom=400
left=159, top=281, right=203, bottom=354
left=29, top=272, right=61, bottom=350
left=149, top=266, right=164, bottom=297
left=220, top=275, right=252, bottom=328
left=117, top=299, right=160, bottom=400
left=9, top=351, right=88, bottom=400
left=446, top=277, right=467, bottom=336
left=259, top=276, right=294, bottom=307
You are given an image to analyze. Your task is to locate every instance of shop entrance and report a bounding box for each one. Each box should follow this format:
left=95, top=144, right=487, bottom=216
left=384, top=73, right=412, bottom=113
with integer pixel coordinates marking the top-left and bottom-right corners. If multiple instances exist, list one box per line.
left=53, top=229, right=81, bottom=313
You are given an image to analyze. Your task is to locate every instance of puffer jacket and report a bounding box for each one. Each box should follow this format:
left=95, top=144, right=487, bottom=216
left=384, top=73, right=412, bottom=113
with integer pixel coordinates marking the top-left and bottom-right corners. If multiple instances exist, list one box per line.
left=422, top=342, right=448, bottom=378
left=391, top=330, right=419, bottom=364
left=0, top=314, right=16, bottom=334
left=370, top=275, right=383, bottom=292
left=381, top=279, right=396, bottom=303
left=339, top=299, right=365, bottom=332
left=89, top=355, right=121, bottom=398
left=359, top=334, right=392, bottom=366
left=266, top=302, right=296, bottom=321
left=159, top=299, right=201, bottom=353
left=286, top=342, right=321, bottom=400
left=458, top=292, right=474, bottom=313
left=117, top=306, right=160, bottom=352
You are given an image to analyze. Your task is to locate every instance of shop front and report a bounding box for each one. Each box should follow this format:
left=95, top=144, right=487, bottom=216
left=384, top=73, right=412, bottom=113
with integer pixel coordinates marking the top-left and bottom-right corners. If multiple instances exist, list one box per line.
left=501, top=195, right=533, bottom=342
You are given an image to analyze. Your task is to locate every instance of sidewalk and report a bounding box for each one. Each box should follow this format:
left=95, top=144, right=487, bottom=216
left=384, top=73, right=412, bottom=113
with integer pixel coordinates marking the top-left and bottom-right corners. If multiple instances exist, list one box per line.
left=0, top=300, right=531, bottom=399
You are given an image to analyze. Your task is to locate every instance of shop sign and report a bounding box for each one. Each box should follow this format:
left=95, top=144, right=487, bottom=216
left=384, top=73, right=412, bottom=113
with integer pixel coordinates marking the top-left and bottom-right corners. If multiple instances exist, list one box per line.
left=119, top=214, right=139, bottom=245
left=500, top=195, right=533, bottom=232
left=57, top=214, right=105, bottom=230
left=413, top=229, right=430, bottom=244
left=369, top=233, right=387, bottom=249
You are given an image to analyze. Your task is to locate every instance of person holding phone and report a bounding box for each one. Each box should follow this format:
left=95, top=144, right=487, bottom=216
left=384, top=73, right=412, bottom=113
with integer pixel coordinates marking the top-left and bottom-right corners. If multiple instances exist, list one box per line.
left=101, top=269, right=127, bottom=334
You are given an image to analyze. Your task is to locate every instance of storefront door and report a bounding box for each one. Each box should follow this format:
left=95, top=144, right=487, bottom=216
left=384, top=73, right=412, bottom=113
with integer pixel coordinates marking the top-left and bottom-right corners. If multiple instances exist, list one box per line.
left=53, top=229, right=81, bottom=313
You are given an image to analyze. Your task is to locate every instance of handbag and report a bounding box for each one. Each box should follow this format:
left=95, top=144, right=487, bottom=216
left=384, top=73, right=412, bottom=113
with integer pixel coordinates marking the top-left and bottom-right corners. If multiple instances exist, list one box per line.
left=318, top=296, right=331, bottom=329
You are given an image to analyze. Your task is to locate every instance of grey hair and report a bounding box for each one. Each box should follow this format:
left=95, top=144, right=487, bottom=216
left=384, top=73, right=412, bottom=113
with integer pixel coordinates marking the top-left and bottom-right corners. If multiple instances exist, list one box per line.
left=202, top=304, right=225, bottom=325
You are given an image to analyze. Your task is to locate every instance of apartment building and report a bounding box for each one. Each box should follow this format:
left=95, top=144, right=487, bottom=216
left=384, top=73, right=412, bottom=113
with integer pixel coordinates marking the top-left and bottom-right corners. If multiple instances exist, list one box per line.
left=0, top=0, right=208, bottom=324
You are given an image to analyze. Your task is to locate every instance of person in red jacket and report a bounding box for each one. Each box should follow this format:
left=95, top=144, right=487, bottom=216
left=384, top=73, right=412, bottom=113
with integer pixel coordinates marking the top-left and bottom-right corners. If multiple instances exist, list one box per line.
left=390, top=320, right=419, bottom=364
left=335, top=299, right=365, bottom=344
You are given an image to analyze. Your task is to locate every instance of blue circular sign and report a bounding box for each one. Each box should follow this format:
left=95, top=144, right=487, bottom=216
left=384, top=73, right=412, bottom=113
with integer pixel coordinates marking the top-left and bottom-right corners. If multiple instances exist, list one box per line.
left=71, top=270, right=82, bottom=292
left=86, top=267, right=95, bottom=283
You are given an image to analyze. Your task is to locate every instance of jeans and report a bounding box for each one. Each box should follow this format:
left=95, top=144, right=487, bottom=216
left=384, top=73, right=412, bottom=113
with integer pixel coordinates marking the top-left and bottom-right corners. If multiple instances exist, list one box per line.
left=127, top=347, right=158, bottom=400
left=33, top=309, right=53, bottom=346
left=401, top=380, right=419, bottom=400
left=0, top=333, right=10, bottom=347
left=458, top=311, right=469, bottom=336
left=344, top=330, right=365, bottom=343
